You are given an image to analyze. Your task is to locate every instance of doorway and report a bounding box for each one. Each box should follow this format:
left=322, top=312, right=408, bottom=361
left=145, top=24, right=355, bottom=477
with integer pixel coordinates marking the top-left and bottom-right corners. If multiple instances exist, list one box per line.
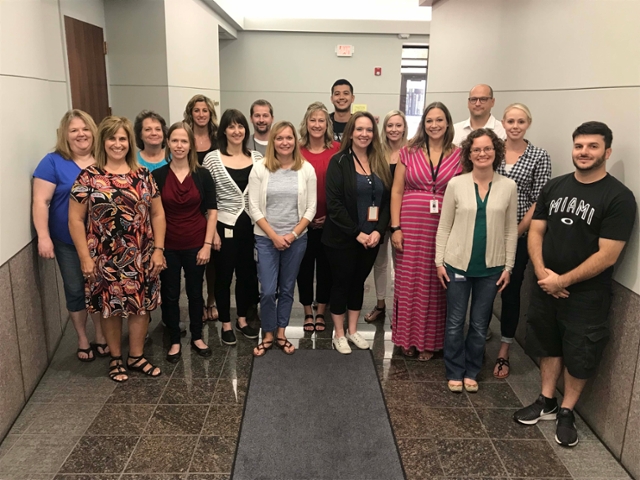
left=64, top=16, right=110, bottom=124
left=399, top=44, right=428, bottom=138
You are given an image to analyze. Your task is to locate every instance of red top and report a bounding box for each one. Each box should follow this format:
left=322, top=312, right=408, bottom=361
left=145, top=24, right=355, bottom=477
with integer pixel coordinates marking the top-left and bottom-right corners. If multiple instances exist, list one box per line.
left=163, top=169, right=207, bottom=250
left=301, top=141, right=340, bottom=219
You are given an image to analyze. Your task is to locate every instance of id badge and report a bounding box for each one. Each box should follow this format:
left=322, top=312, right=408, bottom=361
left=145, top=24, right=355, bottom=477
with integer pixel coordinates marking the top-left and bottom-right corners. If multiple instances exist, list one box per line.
left=367, top=206, right=379, bottom=222
left=453, top=273, right=467, bottom=282
left=430, top=199, right=439, bottom=214
left=224, top=228, right=234, bottom=239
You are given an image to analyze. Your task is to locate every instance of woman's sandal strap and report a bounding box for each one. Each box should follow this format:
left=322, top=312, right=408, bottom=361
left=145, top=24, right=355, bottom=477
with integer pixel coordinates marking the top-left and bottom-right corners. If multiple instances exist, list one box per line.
left=127, top=355, right=161, bottom=377
left=253, top=340, right=273, bottom=357
left=303, top=314, right=315, bottom=331
left=314, top=314, right=326, bottom=331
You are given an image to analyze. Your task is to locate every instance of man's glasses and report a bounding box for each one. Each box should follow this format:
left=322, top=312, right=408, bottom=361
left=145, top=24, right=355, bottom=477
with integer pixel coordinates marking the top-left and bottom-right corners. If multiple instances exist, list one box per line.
left=470, top=147, right=495, bottom=155
left=468, top=97, right=492, bottom=104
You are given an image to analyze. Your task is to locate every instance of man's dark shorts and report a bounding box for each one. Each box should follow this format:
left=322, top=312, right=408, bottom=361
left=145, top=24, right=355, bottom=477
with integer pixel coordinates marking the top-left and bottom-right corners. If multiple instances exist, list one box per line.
left=525, top=283, right=611, bottom=379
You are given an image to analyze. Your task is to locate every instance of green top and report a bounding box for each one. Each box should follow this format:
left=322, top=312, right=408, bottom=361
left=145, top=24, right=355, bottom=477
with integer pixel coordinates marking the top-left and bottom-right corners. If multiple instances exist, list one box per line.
left=448, top=182, right=504, bottom=278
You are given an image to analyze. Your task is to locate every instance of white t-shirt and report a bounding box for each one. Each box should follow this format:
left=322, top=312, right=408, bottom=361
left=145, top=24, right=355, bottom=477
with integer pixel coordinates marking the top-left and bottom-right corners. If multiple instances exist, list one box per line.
left=453, top=114, right=507, bottom=146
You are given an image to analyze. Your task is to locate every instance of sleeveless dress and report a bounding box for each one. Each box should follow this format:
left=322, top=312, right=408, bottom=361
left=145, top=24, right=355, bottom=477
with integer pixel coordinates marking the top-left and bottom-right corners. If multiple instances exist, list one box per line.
left=70, top=165, right=161, bottom=318
left=392, top=146, right=462, bottom=352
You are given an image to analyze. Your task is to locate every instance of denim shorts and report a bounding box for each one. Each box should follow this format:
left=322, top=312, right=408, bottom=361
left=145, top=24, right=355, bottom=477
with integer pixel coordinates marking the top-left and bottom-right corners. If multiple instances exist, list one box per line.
left=53, top=238, right=86, bottom=312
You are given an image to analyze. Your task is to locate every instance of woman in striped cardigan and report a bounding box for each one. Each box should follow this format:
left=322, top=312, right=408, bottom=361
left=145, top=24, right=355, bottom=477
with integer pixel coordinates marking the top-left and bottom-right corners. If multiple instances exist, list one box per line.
left=203, top=109, right=262, bottom=346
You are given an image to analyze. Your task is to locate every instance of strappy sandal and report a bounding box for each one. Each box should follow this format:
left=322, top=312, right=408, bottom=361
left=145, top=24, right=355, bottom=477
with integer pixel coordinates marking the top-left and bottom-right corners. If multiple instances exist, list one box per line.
left=253, top=339, right=273, bottom=357
left=303, top=314, right=315, bottom=332
left=276, top=337, right=295, bottom=355
left=493, top=357, right=510, bottom=379
left=126, top=354, right=162, bottom=378
left=314, top=314, right=326, bottom=332
left=77, top=347, right=95, bottom=362
left=401, top=346, right=417, bottom=358
left=108, top=356, right=128, bottom=383
left=364, top=306, right=385, bottom=323
left=90, top=342, right=110, bottom=357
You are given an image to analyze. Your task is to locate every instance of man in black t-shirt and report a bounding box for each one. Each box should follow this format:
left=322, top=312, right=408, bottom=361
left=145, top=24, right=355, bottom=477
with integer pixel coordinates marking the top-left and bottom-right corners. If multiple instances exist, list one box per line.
left=329, top=79, right=355, bottom=142
left=513, top=121, right=636, bottom=448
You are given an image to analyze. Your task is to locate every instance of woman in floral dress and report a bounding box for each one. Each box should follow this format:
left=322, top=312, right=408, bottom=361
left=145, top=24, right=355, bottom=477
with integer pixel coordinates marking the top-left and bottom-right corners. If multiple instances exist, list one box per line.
left=69, top=116, right=167, bottom=383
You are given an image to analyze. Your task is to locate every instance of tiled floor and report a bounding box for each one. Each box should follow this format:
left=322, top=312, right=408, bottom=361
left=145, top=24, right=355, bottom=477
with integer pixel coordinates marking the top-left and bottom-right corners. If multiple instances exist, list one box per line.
left=0, top=276, right=633, bottom=480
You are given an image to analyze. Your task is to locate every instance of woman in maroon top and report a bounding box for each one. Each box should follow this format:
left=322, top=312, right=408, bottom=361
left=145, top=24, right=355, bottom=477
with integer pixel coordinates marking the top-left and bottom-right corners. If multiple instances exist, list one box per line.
left=154, top=122, right=218, bottom=362
left=297, top=102, right=340, bottom=332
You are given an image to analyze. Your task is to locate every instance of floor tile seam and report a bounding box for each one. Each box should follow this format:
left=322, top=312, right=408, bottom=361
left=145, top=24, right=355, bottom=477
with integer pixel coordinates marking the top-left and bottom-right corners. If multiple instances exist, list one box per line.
left=468, top=393, right=511, bottom=478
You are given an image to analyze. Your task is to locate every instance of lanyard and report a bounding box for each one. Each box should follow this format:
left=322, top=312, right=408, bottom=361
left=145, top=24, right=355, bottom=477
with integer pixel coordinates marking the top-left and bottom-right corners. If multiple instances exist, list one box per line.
left=425, top=144, right=444, bottom=194
left=351, top=149, right=376, bottom=205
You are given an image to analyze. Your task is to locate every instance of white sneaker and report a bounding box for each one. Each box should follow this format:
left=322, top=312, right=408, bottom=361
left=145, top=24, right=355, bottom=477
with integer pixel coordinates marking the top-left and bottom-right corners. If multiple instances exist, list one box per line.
left=346, top=331, right=370, bottom=350
left=332, top=336, right=352, bottom=354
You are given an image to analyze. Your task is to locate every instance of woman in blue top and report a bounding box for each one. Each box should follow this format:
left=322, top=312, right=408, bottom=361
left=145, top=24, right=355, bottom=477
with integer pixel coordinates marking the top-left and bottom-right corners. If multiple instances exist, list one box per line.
left=134, top=110, right=168, bottom=172
left=32, top=110, right=109, bottom=362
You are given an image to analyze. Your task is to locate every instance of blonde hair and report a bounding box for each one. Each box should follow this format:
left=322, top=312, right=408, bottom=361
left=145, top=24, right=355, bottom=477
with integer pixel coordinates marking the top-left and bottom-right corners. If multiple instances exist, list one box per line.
left=381, top=110, right=408, bottom=160
left=503, top=103, right=532, bottom=123
left=54, top=110, right=97, bottom=160
left=263, top=121, right=305, bottom=173
left=299, top=102, right=334, bottom=150
left=183, top=94, right=219, bottom=143
left=166, top=122, right=199, bottom=173
left=95, top=116, right=138, bottom=172
left=340, top=111, right=392, bottom=189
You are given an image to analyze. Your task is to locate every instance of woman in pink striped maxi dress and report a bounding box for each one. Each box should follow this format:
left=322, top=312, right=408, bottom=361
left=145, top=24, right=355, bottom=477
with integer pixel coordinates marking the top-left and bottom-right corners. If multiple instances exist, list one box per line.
left=390, top=102, right=461, bottom=360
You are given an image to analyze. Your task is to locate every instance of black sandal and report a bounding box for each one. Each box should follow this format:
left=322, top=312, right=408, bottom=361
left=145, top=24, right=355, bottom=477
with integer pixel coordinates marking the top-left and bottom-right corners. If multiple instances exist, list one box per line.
left=90, top=342, right=110, bottom=357
left=314, top=314, right=326, bottom=332
left=493, top=357, right=510, bottom=379
left=364, top=306, right=385, bottom=323
left=108, top=356, right=128, bottom=383
left=127, top=354, right=162, bottom=377
left=276, top=337, right=295, bottom=355
left=77, top=347, right=95, bottom=362
left=253, top=339, right=273, bottom=357
left=303, top=314, right=315, bottom=332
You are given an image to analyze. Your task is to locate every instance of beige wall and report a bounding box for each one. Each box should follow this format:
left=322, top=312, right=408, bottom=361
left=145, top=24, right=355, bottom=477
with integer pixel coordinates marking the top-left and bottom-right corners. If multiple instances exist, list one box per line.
left=427, top=0, right=640, bottom=294
left=220, top=31, right=429, bottom=132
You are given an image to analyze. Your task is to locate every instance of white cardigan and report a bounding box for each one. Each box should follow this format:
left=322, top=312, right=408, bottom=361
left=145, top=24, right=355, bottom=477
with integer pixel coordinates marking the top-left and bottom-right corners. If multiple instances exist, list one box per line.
left=248, top=160, right=317, bottom=237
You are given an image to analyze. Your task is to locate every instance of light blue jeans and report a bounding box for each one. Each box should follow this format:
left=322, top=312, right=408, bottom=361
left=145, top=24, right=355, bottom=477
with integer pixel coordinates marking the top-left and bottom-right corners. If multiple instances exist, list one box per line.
left=255, top=234, right=307, bottom=333
left=444, top=267, right=501, bottom=381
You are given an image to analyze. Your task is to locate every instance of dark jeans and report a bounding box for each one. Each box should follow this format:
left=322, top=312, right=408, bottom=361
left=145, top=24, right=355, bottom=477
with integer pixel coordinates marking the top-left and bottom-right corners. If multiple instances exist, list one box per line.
left=52, top=238, right=86, bottom=312
left=213, top=223, right=258, bottom=324
left=325, top=243, right=379, bottom=316
left=500, top=235, right=529, bottom=343
left=444, top=267, right=501, bottom=381
left=160, top=248, right=206, bottom=344
left=296, top=227, right=332, bottom=306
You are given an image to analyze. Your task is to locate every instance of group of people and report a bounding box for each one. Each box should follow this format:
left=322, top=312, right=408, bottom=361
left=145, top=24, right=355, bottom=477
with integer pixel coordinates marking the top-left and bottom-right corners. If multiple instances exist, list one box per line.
left=33, top=80, right=636, bottom=447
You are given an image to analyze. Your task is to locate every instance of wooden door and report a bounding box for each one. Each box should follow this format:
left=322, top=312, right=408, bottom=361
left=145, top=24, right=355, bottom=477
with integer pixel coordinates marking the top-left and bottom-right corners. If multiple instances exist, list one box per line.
left=64, top=16, right=110, bottom=124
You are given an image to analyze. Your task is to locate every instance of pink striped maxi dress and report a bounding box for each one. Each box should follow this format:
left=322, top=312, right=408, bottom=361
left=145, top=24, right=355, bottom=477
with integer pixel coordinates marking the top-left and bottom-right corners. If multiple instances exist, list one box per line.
left=392, top=146, right=462, bottom=352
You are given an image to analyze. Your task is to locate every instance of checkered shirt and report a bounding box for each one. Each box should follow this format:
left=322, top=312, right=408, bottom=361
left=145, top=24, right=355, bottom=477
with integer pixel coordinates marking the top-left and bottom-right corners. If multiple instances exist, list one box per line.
left=497, top=141, right=552, bottom=223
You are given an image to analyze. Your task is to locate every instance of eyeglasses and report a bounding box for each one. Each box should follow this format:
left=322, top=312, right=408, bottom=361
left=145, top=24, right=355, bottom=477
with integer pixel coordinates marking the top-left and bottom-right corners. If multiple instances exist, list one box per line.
left=470, top=147, right=495, bottom=155
left=468, top=97, right=492, bottom=104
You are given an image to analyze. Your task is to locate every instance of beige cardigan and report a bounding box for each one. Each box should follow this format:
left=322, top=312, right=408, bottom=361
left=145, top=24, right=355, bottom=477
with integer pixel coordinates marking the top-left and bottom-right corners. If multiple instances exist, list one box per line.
left=435, top=172, right=518, bottom=273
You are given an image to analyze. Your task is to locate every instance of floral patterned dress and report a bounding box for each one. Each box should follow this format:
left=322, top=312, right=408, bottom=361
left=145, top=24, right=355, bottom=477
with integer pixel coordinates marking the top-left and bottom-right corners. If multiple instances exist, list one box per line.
left=70, top=165, right=160, bottom=318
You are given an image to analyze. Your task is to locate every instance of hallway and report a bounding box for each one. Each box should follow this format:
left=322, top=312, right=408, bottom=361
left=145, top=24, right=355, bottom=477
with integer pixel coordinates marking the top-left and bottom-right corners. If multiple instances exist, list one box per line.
left=0, top=277, right=632, bottom=479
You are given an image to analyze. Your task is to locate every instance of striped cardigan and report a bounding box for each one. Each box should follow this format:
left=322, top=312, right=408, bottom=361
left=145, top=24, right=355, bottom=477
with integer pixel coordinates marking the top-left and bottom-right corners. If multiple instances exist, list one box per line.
left=202, top=149, right=263, bottom=226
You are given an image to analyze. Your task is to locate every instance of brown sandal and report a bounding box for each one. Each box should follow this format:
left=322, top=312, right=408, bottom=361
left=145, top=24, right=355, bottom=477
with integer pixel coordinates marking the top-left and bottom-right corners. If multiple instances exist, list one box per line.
left=401, top=346, right=417, bottom=358
left=276, top=337, right=295, bottom=355
left=253, top=339, right=273, bottom=357
left=364, top=306, right=385, bottom=323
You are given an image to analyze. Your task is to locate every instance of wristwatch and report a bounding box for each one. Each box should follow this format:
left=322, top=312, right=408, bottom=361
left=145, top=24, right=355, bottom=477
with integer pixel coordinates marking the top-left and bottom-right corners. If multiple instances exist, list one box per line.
left=389, top=226, right=401, bottom=233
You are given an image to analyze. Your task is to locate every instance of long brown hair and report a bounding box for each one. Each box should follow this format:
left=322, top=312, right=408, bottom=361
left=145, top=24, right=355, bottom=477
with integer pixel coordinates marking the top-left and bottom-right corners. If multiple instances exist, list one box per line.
left=55, top=110, right=97, bottom=160
left=166, top=122, right=199, bottom=173
left=263, top=121, right=305, bottom=173
left=407, top=102, right=455, bottom=155
left=183, top=94, right=218, bottom=144
left=340, top=111, right=391, bottom=188
left=95, top=116, right=138, bottom=172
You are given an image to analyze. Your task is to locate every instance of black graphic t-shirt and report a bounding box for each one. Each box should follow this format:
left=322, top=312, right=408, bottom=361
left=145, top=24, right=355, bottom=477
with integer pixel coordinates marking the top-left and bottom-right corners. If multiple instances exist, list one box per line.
left=330, top=112, right=347, bottom=142
left=533, top=173, right=636, bottom=290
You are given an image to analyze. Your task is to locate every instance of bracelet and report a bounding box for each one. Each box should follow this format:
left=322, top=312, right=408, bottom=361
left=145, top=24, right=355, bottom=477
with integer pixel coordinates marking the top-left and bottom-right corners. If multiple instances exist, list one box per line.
left=291, top=230, right=299, bottom=240
left=204, top=241, right=212, bottom=245
left=154, top=246, right=165, bottom=252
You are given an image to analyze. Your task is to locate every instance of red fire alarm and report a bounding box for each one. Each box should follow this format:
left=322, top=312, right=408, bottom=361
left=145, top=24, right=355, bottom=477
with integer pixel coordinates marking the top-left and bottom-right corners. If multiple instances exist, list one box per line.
left=374, top=67, right=382, bottom=76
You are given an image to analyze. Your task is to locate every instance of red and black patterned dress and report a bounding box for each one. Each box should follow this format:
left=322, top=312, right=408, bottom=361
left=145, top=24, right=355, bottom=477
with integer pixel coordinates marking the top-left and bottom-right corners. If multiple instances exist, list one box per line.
left=70, top=165, right=161, bottom=318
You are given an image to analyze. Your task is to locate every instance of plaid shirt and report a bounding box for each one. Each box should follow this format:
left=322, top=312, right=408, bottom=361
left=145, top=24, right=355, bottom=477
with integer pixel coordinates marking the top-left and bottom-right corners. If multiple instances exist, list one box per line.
left=497, top=141, right=551, bottom=223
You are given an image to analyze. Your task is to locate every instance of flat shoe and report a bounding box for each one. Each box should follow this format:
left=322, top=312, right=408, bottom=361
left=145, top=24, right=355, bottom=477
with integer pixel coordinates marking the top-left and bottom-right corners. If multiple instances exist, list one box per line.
left=253, top=339, right=273, bottom=357
left=166, top=346, right=182, bottom=363
left=303, top=314, right=315, bottom=332
left=191, top=341, right=212, bottom=357
left=493, top=357, right=510, bottom=379
left=77, top=347, right=95, bottom=362
left=314, top=314, right=326, bottom=332
left=90, top=342, right=110, bottom=357
left=464, top=381, right=479, bottom=393
left=448, top=381, right=463, bottom=393
left=276, top=337, right=295, bottom=355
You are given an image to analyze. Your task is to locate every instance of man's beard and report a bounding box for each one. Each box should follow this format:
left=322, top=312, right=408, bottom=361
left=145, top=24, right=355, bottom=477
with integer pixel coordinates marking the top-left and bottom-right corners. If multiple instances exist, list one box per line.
left=254, top=124, right=270, bottom=134
left=572, top=153, right=606, bottom=171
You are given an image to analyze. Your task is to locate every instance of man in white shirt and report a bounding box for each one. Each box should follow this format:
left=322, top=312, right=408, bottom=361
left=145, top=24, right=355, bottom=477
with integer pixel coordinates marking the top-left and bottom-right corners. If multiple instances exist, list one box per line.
left=453, top=84, right=506, bottom=146
left=249, top=99, right=273, bottom=156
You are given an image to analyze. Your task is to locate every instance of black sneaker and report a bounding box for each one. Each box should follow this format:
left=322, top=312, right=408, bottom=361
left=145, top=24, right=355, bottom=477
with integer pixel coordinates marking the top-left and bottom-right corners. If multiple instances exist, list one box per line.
left=235, top=320, right=259, bottom=339
left=555, top=408, right=579, bottom=447
left=513, top=394, right=558, bottom=425
left=221, top=328, right=237, bottom=346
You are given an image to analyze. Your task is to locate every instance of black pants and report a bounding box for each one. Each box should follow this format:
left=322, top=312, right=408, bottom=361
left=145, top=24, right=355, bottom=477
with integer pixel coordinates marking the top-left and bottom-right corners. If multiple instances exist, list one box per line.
left=325, top=243, right=379, bottom=315
left=297, top=228, right=332, bottom=306
left=213, top=223, right=258, bottom=324
left=499, top=235, right=530, bottom=341
left=160, top=248, right=206, bottom=344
